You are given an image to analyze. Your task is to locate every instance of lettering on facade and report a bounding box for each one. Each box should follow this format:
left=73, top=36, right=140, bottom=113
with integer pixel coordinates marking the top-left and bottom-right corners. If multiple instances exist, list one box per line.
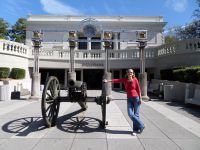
left=82, top=63, right=104, bottom=67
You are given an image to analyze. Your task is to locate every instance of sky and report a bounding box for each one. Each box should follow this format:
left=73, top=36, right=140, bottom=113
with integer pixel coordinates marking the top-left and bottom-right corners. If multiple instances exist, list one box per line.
left=0, top=0, right=197, bottom=31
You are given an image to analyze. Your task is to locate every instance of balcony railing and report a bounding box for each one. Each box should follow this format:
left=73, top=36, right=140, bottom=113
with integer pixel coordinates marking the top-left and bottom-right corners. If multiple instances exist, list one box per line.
left=0, top=39, right=29, bottom=58
left=1, top=38, right=200, bottom=61
left=33, top=48, right=155, bottom=60
left=156, top=38, right=200, bottom=57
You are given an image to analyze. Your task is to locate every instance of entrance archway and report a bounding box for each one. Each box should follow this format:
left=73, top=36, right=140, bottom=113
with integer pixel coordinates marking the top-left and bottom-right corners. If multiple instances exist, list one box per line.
left=83, top=69, right=104, bottom=89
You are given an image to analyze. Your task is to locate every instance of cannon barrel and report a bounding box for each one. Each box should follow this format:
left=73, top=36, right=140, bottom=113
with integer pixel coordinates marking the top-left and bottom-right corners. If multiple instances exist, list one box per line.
left=68, top=79, right=83, bottom=88
left=68, top=72, right=84, bottom=88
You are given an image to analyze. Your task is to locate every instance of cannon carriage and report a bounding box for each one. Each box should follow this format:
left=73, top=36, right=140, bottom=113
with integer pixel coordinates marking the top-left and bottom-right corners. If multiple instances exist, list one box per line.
left=40, top=27, right=113, bottom=128
left=34, top=23, right=115, bottom=129
left=41, top=73, right=110, bottom=128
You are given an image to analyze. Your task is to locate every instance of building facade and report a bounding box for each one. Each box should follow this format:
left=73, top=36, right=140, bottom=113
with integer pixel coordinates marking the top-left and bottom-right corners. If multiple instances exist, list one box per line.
left=1, top=15, right=199, bottom=91
left=25, top=15, right=166, bottom=89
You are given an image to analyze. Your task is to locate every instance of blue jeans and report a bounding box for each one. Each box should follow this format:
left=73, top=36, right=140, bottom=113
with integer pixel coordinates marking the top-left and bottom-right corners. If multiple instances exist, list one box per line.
left=127, top=96, right=145, bottom=131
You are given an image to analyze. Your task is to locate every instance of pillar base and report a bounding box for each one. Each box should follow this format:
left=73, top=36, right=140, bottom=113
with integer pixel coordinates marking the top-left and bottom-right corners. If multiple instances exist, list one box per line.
left=30, top=96, right=40, bottom=100
left=141, top=95, right=150, bottom=101
left=139, top=72, right=150, bottom=101
left=31, top=73, right=41, bottom=100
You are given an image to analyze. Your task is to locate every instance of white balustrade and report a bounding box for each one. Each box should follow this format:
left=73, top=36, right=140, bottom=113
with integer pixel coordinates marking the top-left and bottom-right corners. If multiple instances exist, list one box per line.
left=31, top=48, right=155, bottom=60
left=157, top=38, right=200, bottom=57
left=0, top=39, right=29, bottom=58
left=2, top=39, right=199, bottom=61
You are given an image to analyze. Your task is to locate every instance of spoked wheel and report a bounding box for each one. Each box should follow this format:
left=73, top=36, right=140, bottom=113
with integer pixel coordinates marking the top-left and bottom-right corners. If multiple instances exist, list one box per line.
left=41, top=76, right=60, bottom=127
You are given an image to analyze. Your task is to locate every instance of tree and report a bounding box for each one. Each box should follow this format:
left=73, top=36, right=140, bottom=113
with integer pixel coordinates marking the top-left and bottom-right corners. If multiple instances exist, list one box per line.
left=165, top=36, right=177, bottom=44
left=0, top=18, right=10, bottom=39
left=193, top=0, right=200, bottom=19
left=10, top=18, right=26, bottom=43
left=166, top=0, right=200, bottom=40
left=175, top=21, right=199, bottom=40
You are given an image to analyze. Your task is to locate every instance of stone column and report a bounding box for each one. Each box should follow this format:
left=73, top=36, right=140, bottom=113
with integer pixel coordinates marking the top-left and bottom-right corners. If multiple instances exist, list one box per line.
left=101, top=33, right=104, bottom=50
left=31, top=73, right=41, bottom=99
left=30, top=31, right=42, bottom=100
left=87, top=37, right=91, bottom=50
left=113, top=32, right=118, bottom=50
left=138, top=41, right=149, bottom=101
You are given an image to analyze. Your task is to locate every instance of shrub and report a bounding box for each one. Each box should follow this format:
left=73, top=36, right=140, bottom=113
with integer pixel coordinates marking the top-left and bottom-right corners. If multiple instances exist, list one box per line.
left=173, top=68, right=186, bottom=82
left=0, top=67, right=10, bottom=78
left=172, top=66, right=200, bottom=84
left=10, top=68, right=26, bottom=79
left=184, top=67, right=198, bottom=83
left=197, top=70, right=200, bottom=84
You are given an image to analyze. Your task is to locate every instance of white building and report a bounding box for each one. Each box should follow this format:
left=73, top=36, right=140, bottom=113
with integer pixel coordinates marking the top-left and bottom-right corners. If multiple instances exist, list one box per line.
left=25, top=15, right=166, bottom=89
left=1, top=15, right=199, bottom=91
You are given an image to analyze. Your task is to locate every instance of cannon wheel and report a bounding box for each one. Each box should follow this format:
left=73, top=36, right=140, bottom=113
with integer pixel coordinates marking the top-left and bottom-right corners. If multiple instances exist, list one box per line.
left=41, top=76, right=60, bottom=127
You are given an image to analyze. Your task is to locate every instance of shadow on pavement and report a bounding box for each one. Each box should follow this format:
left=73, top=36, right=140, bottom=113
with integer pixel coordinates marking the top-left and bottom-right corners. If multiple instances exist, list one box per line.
left=2, top=108, right=133, bottom=136
left=2, top=117, right=46, bottom=136
left=56, top=109, right=104, bottom=133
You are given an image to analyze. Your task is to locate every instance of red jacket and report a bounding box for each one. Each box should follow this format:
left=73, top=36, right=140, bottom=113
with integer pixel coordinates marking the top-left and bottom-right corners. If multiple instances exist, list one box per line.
left=112, top=78, right=141, bottom=98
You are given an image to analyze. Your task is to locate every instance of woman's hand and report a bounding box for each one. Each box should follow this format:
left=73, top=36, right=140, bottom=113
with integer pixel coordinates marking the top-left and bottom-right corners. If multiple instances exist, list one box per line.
left=139, top=98, right=142, bottom=104
left=102, top=79, right=108, bottom=83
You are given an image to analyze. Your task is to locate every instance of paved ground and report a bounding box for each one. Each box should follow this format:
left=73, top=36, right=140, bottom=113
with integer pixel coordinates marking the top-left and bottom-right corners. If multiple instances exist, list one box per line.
left=0, top=90, right=200, bottom=150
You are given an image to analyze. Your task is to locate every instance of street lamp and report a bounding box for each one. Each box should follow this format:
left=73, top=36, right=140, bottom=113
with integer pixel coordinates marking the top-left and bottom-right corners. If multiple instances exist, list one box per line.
left=31, top=31, right=43, bottom=99
left=102, top=31, right=112, bottom=99
left=104, top=31, right=112, bottom=72
left=68, top=31, right=77, bottom=82
left=136, top=30, right=149, bottom=101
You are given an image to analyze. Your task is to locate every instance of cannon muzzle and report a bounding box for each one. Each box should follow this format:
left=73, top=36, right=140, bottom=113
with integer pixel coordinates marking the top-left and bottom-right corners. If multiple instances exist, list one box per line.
left=68, top=79, right=83, bottom=88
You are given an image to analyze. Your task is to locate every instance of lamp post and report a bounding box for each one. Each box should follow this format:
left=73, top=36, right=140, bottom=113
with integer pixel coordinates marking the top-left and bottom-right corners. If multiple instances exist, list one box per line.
left=31, top=31, right=42, bottom=99
left=102, top=31, right=112, bottom=99
left=68, top=31, right=77, bottom=82
left=136, top=30, right=149, bottom=101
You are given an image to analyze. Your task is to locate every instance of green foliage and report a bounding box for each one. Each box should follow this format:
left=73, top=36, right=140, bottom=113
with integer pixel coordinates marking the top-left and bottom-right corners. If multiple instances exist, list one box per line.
left=164, top=36, right=177, bottom=44
left=172, top=66, right=200, bottom=84
left=9, top=68, right=26, bottom=79
left=9, top=18, right=26, bottom=43
left=0, top=67, right=10, bottom=78
left=161, top=66, right=200, bottom=84
left=165, top=0, right=200, bottom=40
left=0, top=18, right=10, bottom=40
left=173, top=68, right=186, bottom=82
left=175, top=21, right=199, bottom=40
left=197, top=70, right=200, bottom=83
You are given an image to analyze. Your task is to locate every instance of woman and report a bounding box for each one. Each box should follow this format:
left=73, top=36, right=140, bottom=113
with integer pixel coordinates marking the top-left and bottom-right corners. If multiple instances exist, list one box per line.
left=103, top=69, right=145, bottom=136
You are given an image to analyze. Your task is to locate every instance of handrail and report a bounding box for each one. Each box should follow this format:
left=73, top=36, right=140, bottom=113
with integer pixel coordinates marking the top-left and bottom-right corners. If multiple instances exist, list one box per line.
left=1, top=38, right=200, bottom=60
left=0, top=39, right=29, bottom=58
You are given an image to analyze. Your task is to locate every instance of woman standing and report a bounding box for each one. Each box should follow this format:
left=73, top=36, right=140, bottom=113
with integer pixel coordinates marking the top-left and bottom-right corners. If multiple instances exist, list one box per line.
left=103, top=69, right=145, bottom=136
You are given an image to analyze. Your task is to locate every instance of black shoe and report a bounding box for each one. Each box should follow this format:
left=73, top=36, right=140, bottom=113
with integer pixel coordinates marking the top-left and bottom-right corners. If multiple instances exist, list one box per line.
left=137, top=127, right=145, bottom=134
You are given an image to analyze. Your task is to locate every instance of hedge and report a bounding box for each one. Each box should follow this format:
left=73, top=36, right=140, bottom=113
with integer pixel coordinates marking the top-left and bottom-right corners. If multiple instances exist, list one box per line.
left=161, top=66, right=200, bottom=84
left=0, top=67, right=10, bottom=78
left=9, top=68, right=26, bottom=79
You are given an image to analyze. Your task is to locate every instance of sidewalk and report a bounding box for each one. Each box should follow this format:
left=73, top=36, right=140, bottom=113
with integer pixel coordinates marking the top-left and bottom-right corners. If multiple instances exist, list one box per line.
left=0, top=90, right=199, bottom=150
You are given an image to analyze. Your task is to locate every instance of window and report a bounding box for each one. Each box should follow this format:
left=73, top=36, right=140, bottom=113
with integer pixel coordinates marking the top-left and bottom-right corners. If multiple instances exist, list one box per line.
left=78, top=37, right=87, bottom=49
left=91, top=37, right=101, bottom=50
